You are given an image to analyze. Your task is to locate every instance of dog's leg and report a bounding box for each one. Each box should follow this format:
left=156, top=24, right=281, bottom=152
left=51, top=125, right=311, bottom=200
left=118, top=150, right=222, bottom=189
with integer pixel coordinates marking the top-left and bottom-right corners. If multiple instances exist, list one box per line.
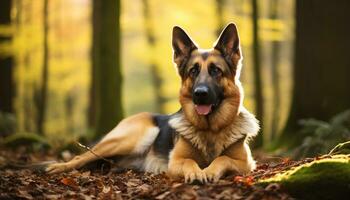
left=203, top=140, right=255, bottom=182
left=46, top=113, right=159, bottom=174
left=168, top=137, right=207, bottom=183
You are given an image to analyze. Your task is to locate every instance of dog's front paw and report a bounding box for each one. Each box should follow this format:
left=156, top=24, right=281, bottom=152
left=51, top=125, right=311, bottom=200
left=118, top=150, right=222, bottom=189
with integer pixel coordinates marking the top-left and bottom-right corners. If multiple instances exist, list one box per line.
left=203, top=167, right=222, bottom=182
left=184, top=169, right=207, bottom=184
left=45, top=162, right=71, bottom=174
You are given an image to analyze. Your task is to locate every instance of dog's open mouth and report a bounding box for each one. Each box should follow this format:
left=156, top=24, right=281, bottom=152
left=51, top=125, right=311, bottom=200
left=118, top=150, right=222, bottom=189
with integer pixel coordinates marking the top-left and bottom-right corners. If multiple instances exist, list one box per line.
left=194, top=104, right=213, bottom=115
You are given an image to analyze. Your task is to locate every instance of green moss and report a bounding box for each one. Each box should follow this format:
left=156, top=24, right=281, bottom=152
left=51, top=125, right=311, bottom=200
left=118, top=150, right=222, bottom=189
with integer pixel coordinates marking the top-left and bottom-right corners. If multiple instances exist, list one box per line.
left=259, top=155, right=350, bottom=200
left=2, top=133, right=50, bottom=150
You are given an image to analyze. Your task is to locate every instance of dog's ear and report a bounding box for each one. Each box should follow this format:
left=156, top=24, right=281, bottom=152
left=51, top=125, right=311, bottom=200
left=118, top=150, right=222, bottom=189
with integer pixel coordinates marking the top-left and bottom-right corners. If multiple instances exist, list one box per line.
left=214, top=23, right=241, bottom=72
left=172, top=26, right=197, bottom=69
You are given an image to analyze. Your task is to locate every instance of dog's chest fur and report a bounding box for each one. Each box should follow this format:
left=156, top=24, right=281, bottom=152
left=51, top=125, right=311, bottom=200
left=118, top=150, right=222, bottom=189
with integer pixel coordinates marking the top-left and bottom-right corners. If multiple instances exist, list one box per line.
left=169, top=107, right=259, bottom=162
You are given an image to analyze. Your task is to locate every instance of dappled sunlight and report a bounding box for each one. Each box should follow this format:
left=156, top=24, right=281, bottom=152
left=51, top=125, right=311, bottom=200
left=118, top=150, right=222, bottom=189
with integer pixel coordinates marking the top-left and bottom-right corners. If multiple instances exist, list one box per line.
left=2, top=0, right=295, bottom=145
left=1, top=1, right=350, bottom=199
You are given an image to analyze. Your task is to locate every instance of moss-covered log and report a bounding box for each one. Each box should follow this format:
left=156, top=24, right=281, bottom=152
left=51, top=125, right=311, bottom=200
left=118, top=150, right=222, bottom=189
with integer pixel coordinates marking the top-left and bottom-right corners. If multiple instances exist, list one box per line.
left=2, top=133, right=50, bottom=150
left=259, top=155, right=350, bottom=199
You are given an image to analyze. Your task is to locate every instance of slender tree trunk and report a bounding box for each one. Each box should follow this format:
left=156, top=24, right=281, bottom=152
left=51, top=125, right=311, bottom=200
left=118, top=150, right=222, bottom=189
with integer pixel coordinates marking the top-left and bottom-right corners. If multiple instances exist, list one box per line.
left=91, top=0, right=123, bottom=139
left=0, top=0, right=14, bottom=114
left=251, top=0, right=264, bottom=148
left=65, top=93, right=74, bottom=133
left=142, top=0, right=164, bottom=113
left=37, top=0, right=49, bottom=135
left=215, top=0, right=225, bottom=35
left=269, top=0, right=281, bottom=141
left=88, top=66, right=96, bottom=129
left=88, top=1, right=98, bottom=129
left=282, top=0, right=350, bottom=145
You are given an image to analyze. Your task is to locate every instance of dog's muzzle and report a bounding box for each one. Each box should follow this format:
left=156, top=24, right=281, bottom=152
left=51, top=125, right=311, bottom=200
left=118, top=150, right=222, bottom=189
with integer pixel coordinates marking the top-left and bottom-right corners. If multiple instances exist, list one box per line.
left=192, top=84, right=220, bottom=115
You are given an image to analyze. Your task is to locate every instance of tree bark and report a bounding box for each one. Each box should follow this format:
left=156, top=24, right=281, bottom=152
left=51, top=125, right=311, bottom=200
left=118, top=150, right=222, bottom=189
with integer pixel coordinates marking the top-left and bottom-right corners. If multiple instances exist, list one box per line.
left=37, top=0, right=49, bottom=135
left=0, top=0, right=14, bottom=114
left=269, top=0, right=281, bottom=141
left=91, top=0, right=123, bottom=139
left=251, top=0, right=264, bottom=148
left=88, top=0, right=98, bottom=129
left=142, top=0, right=164, bottom=113
left=282, top=0, right=350, bottom=145
left=215, top=0, right=225, bottom=36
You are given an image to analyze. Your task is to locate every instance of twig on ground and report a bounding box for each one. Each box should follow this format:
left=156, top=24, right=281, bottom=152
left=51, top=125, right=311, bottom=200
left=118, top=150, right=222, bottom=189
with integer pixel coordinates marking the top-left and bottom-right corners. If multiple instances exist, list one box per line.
left=75, top=141, right=114, bottom=165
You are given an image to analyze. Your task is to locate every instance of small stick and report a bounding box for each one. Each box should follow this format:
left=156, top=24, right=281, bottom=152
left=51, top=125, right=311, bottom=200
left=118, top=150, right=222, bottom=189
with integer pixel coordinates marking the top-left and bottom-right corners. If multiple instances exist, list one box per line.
left=75, top=141, right=114, bottom=165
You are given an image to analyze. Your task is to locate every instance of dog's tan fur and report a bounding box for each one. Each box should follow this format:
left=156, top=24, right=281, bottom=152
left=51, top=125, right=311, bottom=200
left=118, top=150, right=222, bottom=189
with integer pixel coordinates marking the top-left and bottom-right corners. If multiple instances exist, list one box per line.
left=46, top=113, right=163, bottom=173
left=46, top=23, right=259, bottom=183
left=168, top=107, right=258, bottom=182
left=179, top=48, right=243, bottom=131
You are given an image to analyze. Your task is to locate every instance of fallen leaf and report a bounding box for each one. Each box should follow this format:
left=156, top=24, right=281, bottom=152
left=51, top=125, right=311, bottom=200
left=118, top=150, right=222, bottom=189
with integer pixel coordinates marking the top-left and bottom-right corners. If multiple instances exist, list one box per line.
left=60, top=177, right=79, bottom=189
left=234, top=175, right=244, bottom=183
left=44, top=194, right=61, bottom=199
left=18, top=190, right=33, bottom=199
left=126, top=178, right=142, bottom=187
left=0, top=148, right=299, bottom=200
left=102, top=185, right=111, bottom=193
left=245, top=176, right=254, bottom=186
left=139, top=183, right=151, bottom=193
left=81, top=170, right=91, bottom=177
left=156, top=191, right=171, bottom=199
left=257, top=163, right=269, bottom=170
left=282, top=157, right=291, bottom=164
left=171, top=182, right=183, bottom=188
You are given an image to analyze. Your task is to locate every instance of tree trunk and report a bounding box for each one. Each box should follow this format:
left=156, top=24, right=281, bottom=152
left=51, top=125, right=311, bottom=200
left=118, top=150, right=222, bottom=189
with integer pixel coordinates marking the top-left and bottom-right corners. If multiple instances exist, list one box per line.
left=91, top=0, right=123, bottom=139
left=215, top=0, right=225, bottom=35
left=88, top=3, right=97, bottom=129
left=269, top=0, right=281, bottom=141
left=142, top=0, right=164, bottom=113
left=0, top=0, right=14, bottom=114
left=282, top=0, right=350, bottom=145
left=65, top=93, right=74, bottom=133
left=251, top=0, right=264, bottom=148
left=37, top=0, right=49, bottom=135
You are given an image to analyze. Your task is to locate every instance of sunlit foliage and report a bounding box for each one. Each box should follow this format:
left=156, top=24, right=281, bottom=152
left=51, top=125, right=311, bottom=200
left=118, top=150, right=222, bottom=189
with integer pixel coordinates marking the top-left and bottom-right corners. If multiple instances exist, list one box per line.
left=3, top=0, right=294, bottom=146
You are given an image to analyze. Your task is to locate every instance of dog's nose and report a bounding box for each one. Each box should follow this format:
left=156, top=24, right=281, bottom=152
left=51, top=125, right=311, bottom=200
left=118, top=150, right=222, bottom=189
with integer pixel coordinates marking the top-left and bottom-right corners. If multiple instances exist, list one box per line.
left=194, top=86, right=209, bottom=98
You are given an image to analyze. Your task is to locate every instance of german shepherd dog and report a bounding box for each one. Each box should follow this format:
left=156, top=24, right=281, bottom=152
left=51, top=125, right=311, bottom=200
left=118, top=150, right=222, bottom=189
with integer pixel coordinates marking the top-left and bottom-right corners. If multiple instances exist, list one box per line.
left=46, top=23, right=259, bottom=183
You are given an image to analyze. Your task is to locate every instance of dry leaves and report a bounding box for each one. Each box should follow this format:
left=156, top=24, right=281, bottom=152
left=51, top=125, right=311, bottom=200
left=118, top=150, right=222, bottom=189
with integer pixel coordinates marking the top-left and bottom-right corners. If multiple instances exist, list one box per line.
left=0, top=148, right=310, bottom=200
left=60, top=177, right=79, bottom=189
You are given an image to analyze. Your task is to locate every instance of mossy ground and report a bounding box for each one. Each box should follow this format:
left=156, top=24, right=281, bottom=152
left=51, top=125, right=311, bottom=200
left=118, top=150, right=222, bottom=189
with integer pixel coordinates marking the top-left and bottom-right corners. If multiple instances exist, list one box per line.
left=259, top=154, right=350, bottom=200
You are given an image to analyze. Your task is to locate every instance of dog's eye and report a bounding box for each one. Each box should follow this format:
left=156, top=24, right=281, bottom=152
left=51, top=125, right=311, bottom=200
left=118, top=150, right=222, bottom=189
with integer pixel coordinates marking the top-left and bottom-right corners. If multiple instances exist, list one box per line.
left=209, top=64, right=222, bottom=77
left=189, top=63, right=200, bottom=78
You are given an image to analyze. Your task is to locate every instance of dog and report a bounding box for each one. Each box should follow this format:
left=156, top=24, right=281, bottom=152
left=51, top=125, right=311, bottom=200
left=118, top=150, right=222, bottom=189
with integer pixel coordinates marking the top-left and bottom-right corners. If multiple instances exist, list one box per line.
left=46, top=23, right=259, bottom=183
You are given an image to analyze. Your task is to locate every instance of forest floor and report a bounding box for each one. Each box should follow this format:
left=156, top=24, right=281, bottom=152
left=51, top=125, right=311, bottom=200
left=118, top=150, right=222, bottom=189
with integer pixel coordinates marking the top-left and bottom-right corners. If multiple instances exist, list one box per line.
left=0, top=147, right=312, bottom=200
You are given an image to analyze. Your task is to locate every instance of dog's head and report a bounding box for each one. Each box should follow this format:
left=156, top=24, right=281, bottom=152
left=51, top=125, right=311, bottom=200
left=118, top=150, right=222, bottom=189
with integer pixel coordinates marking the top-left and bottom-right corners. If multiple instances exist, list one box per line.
left=172, top=23, right=243, bottom=131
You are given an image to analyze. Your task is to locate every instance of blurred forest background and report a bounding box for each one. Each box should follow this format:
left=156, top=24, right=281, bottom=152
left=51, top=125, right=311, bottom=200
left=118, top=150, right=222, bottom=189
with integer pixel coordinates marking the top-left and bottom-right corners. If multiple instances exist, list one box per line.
left=1, top=0, right=349, bottom=157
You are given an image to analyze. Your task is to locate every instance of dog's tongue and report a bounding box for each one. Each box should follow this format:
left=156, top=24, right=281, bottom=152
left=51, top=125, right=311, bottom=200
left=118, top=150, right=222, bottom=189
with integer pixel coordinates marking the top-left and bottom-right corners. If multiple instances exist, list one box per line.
left=195, top=104, right=212, bottom=115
